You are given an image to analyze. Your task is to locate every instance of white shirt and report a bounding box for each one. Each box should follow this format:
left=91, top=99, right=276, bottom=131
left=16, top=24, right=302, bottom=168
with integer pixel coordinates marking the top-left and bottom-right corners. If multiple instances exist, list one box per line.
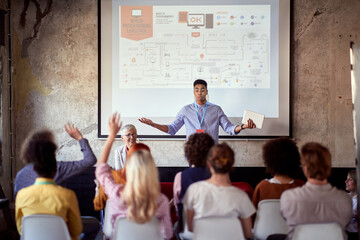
left=182, top=181, right=255, bottom=220
left=114, top=145, right=127, bottom=170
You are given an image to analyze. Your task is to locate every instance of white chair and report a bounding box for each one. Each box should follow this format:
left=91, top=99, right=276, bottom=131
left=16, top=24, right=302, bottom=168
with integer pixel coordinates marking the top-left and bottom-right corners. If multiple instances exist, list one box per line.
left=103, top=199, right=112, bottom=239
left=253, top=199, right=288, bottom=240
left=193, top=217, right=245, bottom=240
left=21, top=214, right=71, bottom=240
left=292, top=222, right=344, bottom=240
left=112, top=216, right=162, bottom=240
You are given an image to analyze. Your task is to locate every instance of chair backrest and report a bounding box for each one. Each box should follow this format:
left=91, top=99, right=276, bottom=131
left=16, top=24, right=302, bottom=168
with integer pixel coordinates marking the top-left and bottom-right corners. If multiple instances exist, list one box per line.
left=193, top=217, right=245, bottom=240
left=292, top=222, right=344, bottom=240
left=112, top=216, right=162, bottom=240
left=103, top=199, right=112, bottom=239
left=21, top=214, right=71, bottom=240
left=253, top=199, right=288, bottom=240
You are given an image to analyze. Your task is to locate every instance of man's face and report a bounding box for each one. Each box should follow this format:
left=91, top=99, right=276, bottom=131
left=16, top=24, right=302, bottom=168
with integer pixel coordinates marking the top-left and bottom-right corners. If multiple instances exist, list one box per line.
left=193, top=84, right=208, bottom=102
left=121, top=128, right=137, bottom=149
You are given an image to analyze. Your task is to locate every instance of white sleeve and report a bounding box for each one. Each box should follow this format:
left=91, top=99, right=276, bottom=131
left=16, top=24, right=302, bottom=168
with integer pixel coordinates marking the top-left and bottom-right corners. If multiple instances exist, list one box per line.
left=114, top=147, right=121, bottom=170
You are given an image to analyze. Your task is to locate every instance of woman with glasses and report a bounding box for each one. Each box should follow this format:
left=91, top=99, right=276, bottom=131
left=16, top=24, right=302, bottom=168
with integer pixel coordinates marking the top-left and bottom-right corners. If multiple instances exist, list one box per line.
left=114, top=124, right=137, bottom=170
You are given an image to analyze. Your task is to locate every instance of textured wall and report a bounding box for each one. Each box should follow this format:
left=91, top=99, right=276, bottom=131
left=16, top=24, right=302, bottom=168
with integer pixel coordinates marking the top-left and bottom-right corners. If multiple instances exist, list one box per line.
left=9, top=0, right=360, bottom=181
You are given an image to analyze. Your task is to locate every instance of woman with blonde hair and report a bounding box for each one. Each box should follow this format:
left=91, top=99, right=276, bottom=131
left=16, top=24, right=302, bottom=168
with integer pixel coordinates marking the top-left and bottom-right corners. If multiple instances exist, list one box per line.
left=182, top=143, right=255, bottom=239
left=95, top=113, right=173, bottom=239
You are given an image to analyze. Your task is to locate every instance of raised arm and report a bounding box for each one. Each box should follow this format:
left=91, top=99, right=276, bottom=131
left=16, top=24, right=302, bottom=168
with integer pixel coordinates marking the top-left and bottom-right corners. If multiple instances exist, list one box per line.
left=64, top=122, right=83, bottom=141
left=98, top=113, right=122, bottom=166
left=234, top=118, right=256, bottom=134
left=138, top=117, right=169, bottom=133
left=54, top=123, right=97, bottom=185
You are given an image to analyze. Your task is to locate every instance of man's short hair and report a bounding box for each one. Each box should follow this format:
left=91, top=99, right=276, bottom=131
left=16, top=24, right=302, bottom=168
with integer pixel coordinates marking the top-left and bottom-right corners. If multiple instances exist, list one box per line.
left=193, top=79, right=207, bottom=88
left=301, top=142, right=331, bottom=180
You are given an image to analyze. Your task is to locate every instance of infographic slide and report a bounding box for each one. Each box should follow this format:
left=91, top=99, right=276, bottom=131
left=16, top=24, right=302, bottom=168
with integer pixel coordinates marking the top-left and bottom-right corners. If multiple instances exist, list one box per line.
left=118, top=5, right=271, bottom=89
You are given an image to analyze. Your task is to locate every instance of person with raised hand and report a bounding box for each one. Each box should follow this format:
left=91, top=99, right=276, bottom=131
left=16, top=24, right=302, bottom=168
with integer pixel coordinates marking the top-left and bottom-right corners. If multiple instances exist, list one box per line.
left=95, top=113, right=173, bottom=239
left=15, top=122, right=97, bottom=196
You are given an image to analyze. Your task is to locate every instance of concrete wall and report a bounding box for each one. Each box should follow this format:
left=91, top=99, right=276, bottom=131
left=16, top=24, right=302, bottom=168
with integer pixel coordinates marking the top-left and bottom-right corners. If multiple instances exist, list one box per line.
left=1, top=0, right=359, bottom=197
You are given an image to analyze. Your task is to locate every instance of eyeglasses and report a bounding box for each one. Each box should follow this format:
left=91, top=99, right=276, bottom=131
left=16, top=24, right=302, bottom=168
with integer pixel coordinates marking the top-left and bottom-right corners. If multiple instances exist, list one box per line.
left=124, top=133, right=137, bottom=138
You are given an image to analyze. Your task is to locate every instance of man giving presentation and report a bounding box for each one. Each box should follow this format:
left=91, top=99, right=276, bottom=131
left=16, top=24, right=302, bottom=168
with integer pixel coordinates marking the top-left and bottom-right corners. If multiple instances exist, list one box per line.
left=139, top=79, right=255, bottom=142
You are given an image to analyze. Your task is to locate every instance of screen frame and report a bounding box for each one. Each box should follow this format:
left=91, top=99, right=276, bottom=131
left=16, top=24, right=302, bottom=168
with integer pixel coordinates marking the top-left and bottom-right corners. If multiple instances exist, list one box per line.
left=98, top=0, right=291, bottom=139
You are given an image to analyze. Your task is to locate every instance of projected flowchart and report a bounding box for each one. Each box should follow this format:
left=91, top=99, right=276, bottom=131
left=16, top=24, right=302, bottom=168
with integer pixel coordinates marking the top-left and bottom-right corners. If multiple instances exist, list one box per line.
left=119, top=5, right=271, bottom=89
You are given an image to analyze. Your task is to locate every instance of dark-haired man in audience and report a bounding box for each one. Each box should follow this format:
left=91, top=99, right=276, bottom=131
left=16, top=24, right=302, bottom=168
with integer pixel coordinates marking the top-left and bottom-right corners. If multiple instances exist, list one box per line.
left=278, top=142, right=352, bottom=240
left=14, top=123, right=96, bottom=196
left=139, top=79, right=256, bottom=143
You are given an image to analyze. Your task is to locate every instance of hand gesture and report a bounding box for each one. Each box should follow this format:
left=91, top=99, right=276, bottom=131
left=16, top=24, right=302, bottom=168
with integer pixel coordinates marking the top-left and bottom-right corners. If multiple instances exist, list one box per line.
left=243, top=118, right=256, bottom=129
left=109, top=113, right=122, bottom=138
left=138, top=117, right=154, bottom=126
left=64, top=123, right=83, bottom=141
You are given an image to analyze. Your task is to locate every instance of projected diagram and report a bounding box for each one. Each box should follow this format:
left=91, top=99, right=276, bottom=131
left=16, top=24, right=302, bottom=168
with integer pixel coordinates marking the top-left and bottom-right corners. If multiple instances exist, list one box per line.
left=118, top=5, right=271, bottom=89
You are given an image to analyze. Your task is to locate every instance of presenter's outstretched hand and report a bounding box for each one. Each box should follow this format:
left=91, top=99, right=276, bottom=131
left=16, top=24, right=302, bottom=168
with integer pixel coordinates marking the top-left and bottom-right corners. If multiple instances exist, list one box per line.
left=244, top=118, right=256, bottom=129
left=139, top=117, right=153, bottom=126
left=65, top=122, right=83, bottom=141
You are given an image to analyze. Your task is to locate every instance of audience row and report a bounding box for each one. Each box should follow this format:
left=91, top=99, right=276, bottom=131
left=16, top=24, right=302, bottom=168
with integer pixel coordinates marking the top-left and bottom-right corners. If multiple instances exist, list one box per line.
left=13, top=113, right=358, bottom=240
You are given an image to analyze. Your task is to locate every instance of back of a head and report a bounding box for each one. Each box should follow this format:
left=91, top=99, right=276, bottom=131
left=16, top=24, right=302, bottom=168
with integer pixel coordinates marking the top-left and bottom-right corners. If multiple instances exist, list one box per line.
left=127, top=143, right=151, bottom=159
left=301, top=142, right=331, bottom=180
left=207, top=143, right=234, bottom=174
left=185, top=133, right=215, bottom=167
left=262, top=137, right=301, bottom=178
left=20, top=129, right=57, bottom=178
left=123, top=150, right=159, bottom=223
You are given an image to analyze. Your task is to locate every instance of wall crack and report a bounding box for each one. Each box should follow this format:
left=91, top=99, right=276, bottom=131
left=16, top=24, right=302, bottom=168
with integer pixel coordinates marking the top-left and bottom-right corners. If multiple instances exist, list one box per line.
left=19, top=0, right=53, bottom=58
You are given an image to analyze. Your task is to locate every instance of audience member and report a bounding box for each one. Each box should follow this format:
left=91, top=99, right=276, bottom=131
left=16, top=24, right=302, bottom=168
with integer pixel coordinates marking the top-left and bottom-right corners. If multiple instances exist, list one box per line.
left=114, top=124, right=137, bottom=170
left=95, top=113, right=173, bottom=239
left=14, top=123, right=97, bottom=196
left=183, top=143, right=255, bottom=239
left=280, top=142, right=352, bottom=240
left=252, top=137, right=304, bottom=207
left=173, top=133, right=214, bottom=236
left=15, top=129, right=82, bottom=240
left=346, top=169, right=358, bottom=240
left=93, top=143, right=150, bottom=211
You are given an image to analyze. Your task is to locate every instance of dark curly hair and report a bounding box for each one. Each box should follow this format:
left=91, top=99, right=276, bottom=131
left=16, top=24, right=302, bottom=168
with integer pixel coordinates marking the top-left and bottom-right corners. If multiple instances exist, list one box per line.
left=184, top=133, right=214, bottom=167
left=21, top=129, right=57, bottom=178
left=262, top=137, right=301, bottom=178
left=207, top=143, right=234, bottom=174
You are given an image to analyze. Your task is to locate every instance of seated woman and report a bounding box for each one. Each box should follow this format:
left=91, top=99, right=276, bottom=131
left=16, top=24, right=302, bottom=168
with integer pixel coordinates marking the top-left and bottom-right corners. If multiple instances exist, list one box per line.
left=183, top=143, right=255, bottom=239
left=252, top=137, right=304, bottom=208
left=95, top=113, right=173, bottom=239
left=173, top=133, right=214, bottom=231
left=346, top=169, right=358, bottom=240
left=15, top=129, right=82, bottom=240
left=93, top=143, right=150, bottom=211
left=280, top=142, right=352, bottom=240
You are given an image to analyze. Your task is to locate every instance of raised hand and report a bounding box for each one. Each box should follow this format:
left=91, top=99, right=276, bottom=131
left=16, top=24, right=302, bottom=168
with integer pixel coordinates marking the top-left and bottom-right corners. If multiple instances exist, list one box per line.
left=108, top=112, right=122, bottom=138
left=64, top=122, right=83, bottom=141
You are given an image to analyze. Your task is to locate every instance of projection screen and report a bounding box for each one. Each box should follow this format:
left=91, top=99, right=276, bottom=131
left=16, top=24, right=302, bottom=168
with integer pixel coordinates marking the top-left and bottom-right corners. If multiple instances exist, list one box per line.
left=99, top=0, right=290, bottom=139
